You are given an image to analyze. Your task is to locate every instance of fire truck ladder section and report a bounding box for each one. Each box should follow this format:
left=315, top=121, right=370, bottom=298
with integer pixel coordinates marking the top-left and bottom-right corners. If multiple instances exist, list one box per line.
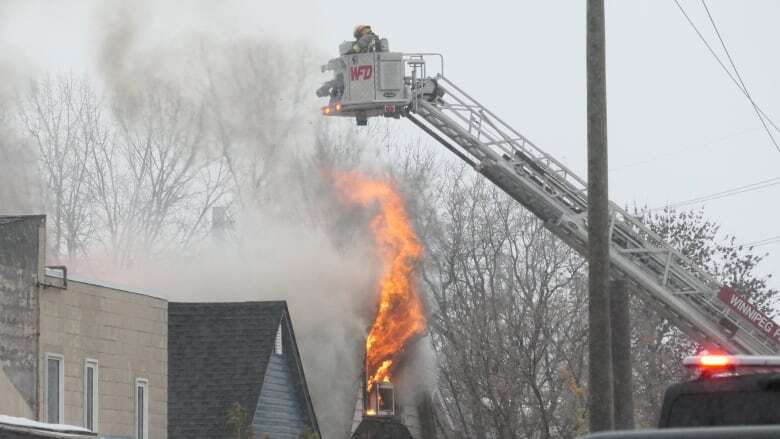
left=405, top=74, right=778, bottom=355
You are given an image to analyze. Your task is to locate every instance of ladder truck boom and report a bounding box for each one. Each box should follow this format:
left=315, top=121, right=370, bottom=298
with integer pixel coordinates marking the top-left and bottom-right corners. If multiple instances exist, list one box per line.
left=318, top=48, right=779, bottom=355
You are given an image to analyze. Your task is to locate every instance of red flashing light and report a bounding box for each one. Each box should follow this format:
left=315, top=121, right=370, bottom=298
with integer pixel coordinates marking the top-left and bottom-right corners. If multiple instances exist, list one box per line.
left=698, top=355, right=732, bottom=367
left=323, top=106, right=333, bottom=115
left=684, top=354, right=780, bottom=373
left=335, top=102, right=343, bottom=112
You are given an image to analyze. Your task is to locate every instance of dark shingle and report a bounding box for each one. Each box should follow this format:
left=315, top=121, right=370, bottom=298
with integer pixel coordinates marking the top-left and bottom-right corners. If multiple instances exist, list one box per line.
left=168, top=301, right=305, bottom=439
left=351, top=417, right=415, bottom=439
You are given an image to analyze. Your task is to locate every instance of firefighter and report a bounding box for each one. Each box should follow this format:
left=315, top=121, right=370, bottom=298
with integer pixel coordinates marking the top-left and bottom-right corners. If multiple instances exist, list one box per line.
left=349, top=25, right=381, bottom=54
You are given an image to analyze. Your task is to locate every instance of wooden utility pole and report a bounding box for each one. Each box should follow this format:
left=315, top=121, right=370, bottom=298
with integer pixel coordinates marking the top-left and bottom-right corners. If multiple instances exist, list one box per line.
left=586, top=0, right=614, bottom=432
left=610, top=279, right=636, bottom=429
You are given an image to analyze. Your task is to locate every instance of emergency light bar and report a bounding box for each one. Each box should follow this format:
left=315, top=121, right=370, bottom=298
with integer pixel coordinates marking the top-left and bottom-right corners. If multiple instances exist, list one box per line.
left=684, top=355, right=780, bottom=369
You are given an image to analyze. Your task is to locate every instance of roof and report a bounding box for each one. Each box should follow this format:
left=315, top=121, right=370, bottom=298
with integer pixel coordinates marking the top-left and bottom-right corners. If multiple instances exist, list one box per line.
left=0, top=215, right=45, bottom=224
left=582, top=425, right=780, bottom=439
left=659, top=372, right=780, bottom=428
left=0, top=415, right=96, bottom=438
left=45, top=270, right=167, bottom=301
left=351, top=417, right=415, bottom=439
left=168, top=301, right=319, bottom=438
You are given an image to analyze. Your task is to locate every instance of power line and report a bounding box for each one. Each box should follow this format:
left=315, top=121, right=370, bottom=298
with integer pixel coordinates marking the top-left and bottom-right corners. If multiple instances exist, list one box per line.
left=674, top=0, right=780, bottom=135
left=700, top=0, right=780, bottom=152
left=673, top=0, right=780, bottom=152
left=610, top=127, right=758, bottom=173
left=741, top=235, right=780, bottom=248
left=653, top=175, right=780, bottom=210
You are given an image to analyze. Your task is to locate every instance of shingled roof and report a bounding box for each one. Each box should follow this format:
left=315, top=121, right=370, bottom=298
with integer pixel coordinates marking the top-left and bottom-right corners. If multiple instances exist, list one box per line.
left=351, top=417, right=415, bottom=439
left=168, top=301, right=318, bottom=439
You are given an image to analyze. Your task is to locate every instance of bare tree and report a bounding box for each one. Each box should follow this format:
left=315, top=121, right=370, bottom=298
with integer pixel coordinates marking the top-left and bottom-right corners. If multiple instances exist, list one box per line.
left=0, top=101, right=40, bottom=214
left=16, top=75, right=99, bottom=260
left=420, top=165, right=588, bottom=439
left=630, top=207, right=778, bottom=426
left=104, top=81, right=231, bottom=266
left=14, top=74, right=231, bottom=267
left=199, top=40, right=316, bottom=209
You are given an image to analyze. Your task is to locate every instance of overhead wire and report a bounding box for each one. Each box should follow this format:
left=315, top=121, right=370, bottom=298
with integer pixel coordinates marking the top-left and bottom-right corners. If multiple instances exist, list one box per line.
left=610, top=127, right=758, bottom=173
left=741, top=235, right=780, bottom=248
left=700, top=0, right=780, bottom=152
left=675, top=0, right=780, bottom=134
left=650, top=3, right=780, bottom=256
left=655, top=4, right=780, bottom=252
left=652, top=175, right=780, bottom=210
left=673, top=0, right=780, bottom=152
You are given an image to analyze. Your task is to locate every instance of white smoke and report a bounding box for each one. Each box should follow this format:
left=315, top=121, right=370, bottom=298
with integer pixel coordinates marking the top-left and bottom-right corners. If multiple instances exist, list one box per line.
left=0, top=1, right=399, bottom=437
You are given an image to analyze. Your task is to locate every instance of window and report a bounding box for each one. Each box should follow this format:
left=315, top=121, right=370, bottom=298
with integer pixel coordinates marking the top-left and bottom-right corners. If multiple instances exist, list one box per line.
left=274, top=323, right=283, bottom=355
left=84, top=360, right=98, bottom=431
left=45, top=353, right=64, bottom=424
left=135, top=379, right=149, bottom=439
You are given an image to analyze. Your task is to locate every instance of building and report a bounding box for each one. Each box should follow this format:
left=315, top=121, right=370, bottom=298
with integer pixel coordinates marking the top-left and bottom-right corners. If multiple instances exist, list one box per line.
left=168, top=302, right=320, bottom=439
left=0, top=215, right=167, bottom=438
left=0, top=216, right=43, bottom=421
left=2, top=215, right=322, bottom=439
left=0, top=414, right=97, bottom=438
left=38, top=275, right=168, bottom=438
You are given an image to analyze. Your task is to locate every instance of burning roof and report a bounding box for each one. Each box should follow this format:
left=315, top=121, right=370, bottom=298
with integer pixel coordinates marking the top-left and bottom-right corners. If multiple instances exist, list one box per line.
left=334, top=171, right=427, bottom=392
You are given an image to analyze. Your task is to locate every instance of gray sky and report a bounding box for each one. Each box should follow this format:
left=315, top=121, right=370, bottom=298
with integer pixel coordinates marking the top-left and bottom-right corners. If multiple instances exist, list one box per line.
left=2, top=0, right=778, bottom=288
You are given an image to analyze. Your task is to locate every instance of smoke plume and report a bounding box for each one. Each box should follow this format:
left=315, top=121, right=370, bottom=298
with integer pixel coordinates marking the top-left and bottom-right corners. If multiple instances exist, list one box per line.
left=0, top=1, right=398, bottom=436
left=0, top=38, right=41, bottom=215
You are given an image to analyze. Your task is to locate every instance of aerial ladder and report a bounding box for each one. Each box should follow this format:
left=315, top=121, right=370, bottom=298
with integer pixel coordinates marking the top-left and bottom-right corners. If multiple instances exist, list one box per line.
left=317, top=43, right=779, bottom=355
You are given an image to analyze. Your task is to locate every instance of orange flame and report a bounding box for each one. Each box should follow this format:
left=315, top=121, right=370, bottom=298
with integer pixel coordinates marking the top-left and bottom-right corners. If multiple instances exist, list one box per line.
left=334, top=171, right=427, bottom=392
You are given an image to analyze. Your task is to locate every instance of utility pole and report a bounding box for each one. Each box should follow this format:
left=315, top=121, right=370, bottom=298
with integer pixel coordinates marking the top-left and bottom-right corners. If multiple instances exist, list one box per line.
left=610, top=279, right=635, bottom=429
left=587, top=0, right=614, bottom=432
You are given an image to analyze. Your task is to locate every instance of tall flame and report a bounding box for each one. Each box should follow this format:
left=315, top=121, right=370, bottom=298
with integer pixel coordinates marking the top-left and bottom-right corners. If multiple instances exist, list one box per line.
left=334, top=171, right=427, bottom=391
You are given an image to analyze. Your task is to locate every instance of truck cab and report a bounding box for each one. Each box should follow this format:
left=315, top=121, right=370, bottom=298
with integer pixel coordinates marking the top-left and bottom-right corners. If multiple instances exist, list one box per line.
left=658, top=354, right=780, bottom=428
left=581, top=354, right=780, bottom=439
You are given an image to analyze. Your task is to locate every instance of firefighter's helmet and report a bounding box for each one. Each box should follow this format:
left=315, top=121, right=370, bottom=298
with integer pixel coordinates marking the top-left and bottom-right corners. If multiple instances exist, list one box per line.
left=354, top=25, right=372, bottom=39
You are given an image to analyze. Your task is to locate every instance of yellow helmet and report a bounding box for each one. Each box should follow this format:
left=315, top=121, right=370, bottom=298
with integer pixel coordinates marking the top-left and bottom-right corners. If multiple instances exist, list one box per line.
left=354, top=25, right=372, bottom=39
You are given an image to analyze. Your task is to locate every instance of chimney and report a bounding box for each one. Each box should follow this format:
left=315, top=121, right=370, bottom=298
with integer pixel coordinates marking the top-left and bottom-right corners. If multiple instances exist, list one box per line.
left=211, top=206, right=229, bottom=243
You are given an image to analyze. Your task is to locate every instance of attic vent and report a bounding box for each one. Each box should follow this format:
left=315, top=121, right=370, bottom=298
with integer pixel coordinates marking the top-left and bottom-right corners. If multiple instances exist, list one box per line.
left=274, top=323, right=283, bottom=356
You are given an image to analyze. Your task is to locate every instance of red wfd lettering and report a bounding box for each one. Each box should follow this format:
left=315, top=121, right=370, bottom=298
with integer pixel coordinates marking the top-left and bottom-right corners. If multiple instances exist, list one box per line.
left=350, top=65, right=373, bottom=81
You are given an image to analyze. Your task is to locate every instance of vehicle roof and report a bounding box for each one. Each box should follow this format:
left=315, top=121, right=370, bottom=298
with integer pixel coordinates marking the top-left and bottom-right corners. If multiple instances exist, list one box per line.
left=581, top=425, right=780, bottom=439
left=668, top=371, right=780, bottom=393
left=658, top=372, right=780, bottom=428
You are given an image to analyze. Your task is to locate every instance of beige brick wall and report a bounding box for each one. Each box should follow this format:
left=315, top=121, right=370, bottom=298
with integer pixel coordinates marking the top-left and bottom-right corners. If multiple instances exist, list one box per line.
left=0, top=368, right=34, bottom=419
left=38, top=279, right=167, bottom=438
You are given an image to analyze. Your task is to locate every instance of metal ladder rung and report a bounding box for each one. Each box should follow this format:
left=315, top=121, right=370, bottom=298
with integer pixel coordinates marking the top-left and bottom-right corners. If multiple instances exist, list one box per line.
left=479, top=138, right=524, bottom=147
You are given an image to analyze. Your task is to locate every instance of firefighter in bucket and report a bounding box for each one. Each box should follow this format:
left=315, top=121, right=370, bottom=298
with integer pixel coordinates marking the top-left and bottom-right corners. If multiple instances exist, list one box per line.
left=317, top=25, right=382, bottom=98
left=349, top=25, right=381, bottom=54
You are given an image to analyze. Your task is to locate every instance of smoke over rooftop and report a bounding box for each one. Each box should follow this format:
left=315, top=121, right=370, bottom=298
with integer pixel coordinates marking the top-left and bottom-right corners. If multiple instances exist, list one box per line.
left=0, top=1, right=418, bottom=436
